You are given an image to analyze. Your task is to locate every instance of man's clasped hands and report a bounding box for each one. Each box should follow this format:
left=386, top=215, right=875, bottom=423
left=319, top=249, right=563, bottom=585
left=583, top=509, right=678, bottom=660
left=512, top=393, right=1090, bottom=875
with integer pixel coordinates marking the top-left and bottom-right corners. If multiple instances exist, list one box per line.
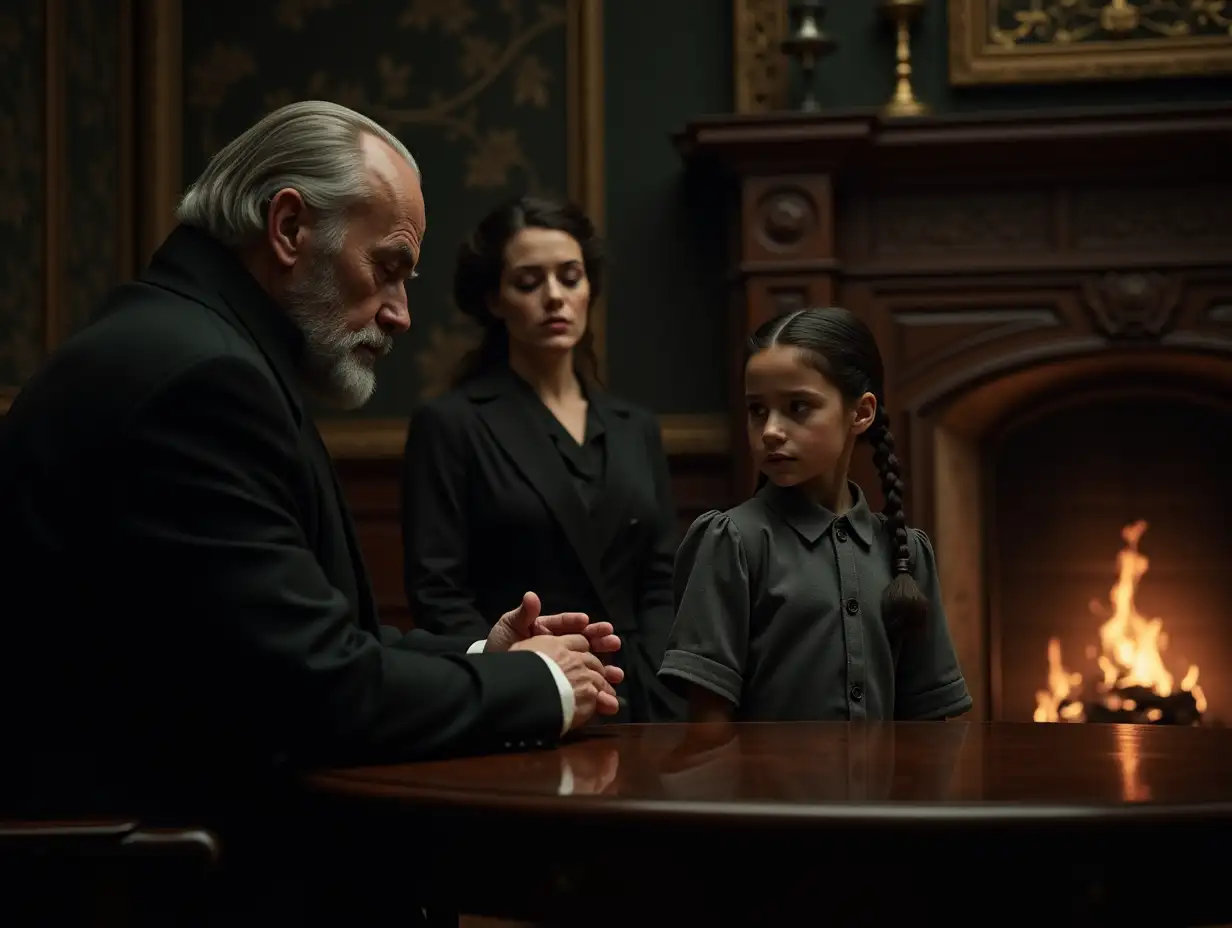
left=482, top=590, right=624, bottom=730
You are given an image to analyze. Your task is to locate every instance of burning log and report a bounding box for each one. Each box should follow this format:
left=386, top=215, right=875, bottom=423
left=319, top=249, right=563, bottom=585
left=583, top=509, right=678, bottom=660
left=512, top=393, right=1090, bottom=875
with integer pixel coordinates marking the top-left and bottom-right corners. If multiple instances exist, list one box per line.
left=1033, top=521, right=1209, bottom=727
left=1083, top=686, right=1203, bottom=727
left=1047, top=686, right=1207, bottom=726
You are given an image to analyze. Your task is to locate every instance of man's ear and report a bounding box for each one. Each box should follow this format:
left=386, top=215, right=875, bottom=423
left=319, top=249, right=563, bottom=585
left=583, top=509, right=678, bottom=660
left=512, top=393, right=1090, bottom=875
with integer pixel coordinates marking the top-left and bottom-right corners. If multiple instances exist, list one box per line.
left=851, top=391, right=877, bottom=437
left=266, top=187, right=308, bottom=269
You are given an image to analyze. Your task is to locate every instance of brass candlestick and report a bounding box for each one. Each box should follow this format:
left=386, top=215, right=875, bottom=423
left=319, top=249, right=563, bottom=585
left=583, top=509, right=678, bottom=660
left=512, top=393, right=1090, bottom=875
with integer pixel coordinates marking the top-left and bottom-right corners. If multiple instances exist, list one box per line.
left=780, top=0, right=836, bottom=112
left=879, top=0, right=928, bottom=118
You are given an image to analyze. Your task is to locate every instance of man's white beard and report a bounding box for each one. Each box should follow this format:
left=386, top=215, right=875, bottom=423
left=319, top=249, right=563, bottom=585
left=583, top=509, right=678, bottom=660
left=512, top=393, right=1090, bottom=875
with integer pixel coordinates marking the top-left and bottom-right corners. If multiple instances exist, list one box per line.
left=283, top=251, right=392, bottom=411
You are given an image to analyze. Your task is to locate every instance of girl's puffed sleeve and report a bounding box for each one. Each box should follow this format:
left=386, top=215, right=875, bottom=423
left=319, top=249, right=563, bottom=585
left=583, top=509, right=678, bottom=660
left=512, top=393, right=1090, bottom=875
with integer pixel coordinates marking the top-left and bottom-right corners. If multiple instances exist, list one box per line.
left=894, top=528, right=973, bottom=720
left=657, top=510, right=750, bottom=708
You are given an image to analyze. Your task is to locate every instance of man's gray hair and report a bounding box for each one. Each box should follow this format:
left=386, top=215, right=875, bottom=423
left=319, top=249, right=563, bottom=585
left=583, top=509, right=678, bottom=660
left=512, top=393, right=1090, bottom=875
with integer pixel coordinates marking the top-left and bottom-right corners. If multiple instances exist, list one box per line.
left=176, top=100, right=420, bottom=253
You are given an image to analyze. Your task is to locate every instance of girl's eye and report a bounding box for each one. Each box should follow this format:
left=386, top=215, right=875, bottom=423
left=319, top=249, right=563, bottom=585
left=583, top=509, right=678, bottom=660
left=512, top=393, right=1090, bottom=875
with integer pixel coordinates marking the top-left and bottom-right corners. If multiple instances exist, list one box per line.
left=791, top=400, right=812, bottom=415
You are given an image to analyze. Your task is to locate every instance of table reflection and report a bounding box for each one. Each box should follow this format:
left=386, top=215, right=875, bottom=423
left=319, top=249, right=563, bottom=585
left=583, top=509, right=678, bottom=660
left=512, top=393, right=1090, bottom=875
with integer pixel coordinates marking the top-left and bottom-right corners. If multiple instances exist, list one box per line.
left=312, top=722, right=1232, bottom=808
left=647, top=722, right=971, bottom=803
left=557, top=742, right=620, bottom=796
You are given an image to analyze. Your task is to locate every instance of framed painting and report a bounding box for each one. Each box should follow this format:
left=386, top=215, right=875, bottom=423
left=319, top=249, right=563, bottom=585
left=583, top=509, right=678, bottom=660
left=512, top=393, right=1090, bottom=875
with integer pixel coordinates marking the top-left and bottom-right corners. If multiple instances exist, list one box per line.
left=949, top=1, right=1232, bottom=86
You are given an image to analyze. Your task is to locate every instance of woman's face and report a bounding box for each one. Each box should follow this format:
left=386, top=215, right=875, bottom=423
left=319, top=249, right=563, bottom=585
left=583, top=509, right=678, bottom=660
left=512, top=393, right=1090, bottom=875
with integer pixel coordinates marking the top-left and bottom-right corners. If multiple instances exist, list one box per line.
left=490, top=227, right=590, bottom=357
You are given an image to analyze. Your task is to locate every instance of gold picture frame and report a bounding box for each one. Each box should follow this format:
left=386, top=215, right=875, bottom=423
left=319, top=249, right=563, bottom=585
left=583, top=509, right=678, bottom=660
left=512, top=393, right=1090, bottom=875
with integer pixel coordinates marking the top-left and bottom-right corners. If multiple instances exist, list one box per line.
left=949, top=0, right=1232, bottom=86
left=732, top=0, right=789, bottom=114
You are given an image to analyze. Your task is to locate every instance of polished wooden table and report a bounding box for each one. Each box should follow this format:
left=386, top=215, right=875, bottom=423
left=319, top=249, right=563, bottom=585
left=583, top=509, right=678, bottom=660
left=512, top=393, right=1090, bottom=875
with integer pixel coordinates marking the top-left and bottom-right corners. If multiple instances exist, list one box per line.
left=304, top=722, right=1232, bottom=924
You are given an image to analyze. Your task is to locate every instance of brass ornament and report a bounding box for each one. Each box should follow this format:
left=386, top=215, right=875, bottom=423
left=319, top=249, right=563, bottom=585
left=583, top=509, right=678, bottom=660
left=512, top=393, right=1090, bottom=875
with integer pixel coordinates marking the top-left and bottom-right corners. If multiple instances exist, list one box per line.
left=780, top=0, right=837, bottom=112
left=879, top=0, right=929, bottom=118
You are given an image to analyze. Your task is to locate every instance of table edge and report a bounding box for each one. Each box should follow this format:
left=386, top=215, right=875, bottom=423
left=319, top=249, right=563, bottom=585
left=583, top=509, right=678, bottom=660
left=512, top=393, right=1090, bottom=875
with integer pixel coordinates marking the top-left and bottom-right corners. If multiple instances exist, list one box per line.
left=304, top=776, right=1232, bottom=825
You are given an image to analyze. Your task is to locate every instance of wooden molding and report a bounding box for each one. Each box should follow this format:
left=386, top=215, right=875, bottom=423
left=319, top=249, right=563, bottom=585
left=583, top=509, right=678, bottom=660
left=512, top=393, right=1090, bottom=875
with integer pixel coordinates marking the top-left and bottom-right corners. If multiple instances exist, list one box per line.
left=117, top=0, right=137, bottom=282
left=567, top=0, right=607, bottom=378
left=320, top=413, right=730, bottom=460
left=0, top=396, right=731, bottom=458
left=676, top=102, right=1232, bottom=181
left=656, top=414, right=733, bottom=456
left=1, top=392, right=730, bottom=458
left=567, top=0, right=605, bottom=233
left=135, top=0, right=182, bottom=267
left=44, top=0, right=65, bottom=353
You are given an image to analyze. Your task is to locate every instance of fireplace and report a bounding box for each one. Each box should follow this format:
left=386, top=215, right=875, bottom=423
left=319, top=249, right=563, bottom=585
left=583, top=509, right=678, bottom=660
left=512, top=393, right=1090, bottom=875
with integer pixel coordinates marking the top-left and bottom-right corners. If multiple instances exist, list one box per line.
left=922, top=347, right=1232, bottom=723
left=991, top=385, right=1232, bottom=726
left=677, top=103, right=1232, bottom=721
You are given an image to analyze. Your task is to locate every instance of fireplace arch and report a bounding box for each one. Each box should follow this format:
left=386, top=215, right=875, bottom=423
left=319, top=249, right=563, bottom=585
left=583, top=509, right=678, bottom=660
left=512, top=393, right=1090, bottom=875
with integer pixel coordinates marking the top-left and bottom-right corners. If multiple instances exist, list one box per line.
left=921, top=346, right=1232, bottom=721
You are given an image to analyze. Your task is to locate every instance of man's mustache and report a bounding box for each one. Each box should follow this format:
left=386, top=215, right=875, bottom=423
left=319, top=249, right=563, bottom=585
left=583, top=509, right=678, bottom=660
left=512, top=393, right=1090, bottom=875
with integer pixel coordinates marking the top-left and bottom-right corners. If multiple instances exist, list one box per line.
left=342, top=329, right=394, bottom=357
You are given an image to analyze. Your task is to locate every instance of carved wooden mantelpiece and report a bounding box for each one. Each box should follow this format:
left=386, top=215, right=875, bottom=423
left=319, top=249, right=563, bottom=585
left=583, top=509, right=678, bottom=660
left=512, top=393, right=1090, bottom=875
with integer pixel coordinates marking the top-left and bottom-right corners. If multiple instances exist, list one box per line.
left=676, top=102, right=1232, bottom=720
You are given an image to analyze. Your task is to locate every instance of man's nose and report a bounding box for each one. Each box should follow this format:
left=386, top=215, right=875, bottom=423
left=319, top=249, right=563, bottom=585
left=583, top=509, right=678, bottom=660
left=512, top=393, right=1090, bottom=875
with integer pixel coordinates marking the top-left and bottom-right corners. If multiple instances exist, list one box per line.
left=379, top=288, right=410, bottom=334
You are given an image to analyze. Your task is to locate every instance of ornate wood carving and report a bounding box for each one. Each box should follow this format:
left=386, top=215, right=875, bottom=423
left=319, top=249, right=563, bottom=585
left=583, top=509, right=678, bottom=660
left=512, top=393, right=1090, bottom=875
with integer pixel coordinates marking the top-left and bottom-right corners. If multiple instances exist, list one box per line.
left=871, top=190, right=1054, bottom=256
left=677, top=101, right=1232, bottom=434
left=744, top=178, right=830, bottom=261
left=757, top=187, right=816, bottom=250
left=1069, top=186, right=1232, bottom=251
left=767, top=285, right=811, bottom=316
left=1082, top=272, right=1181, bottom=340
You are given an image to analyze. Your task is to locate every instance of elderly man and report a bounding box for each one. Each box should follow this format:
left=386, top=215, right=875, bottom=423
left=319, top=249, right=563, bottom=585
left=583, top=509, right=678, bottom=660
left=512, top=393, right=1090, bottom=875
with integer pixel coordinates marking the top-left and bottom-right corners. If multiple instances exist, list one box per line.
left=0, top=102, right=622, bottom=922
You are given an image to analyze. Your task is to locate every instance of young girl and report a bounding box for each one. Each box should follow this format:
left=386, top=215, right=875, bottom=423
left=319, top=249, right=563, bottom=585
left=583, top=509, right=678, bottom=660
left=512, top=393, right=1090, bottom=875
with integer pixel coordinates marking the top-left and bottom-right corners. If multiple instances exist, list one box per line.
left=658, top=307, right=972, bottom=723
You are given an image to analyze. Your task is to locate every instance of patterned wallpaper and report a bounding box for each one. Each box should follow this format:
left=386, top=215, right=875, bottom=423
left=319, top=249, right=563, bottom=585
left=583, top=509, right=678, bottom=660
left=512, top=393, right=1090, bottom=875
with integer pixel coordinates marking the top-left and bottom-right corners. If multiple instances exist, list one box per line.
left=181, top=0, right=571, bottom=416
left=0, top=0, right=45, bottom=393
left=0, top=0, right=126, bottom=399
left=63, top=0, right=125, bottom=340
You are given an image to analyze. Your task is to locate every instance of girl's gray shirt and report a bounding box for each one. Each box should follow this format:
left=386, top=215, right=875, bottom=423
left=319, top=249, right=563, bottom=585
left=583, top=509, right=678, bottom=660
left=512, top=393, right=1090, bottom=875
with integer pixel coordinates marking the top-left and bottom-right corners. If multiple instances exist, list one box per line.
left=659, top=481, right=972, bottom=721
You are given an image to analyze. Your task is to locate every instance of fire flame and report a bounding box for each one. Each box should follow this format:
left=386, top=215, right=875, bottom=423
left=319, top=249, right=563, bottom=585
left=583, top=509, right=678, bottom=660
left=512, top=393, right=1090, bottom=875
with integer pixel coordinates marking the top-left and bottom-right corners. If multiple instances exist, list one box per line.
left=1033, top=520, right=1207, bottom=724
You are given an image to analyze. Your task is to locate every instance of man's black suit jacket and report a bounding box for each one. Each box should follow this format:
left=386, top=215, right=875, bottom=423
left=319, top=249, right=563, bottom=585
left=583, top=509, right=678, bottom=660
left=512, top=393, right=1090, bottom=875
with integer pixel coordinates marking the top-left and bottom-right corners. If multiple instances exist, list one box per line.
left=0, top=224, right=562, bottom=821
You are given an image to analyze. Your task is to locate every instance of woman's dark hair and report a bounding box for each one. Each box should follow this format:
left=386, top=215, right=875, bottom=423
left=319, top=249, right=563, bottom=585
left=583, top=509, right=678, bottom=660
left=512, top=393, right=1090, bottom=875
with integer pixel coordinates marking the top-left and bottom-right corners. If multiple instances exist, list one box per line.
left=747, top=307, right=929, bottom=631
left=451, top=194, right=604, bottom=386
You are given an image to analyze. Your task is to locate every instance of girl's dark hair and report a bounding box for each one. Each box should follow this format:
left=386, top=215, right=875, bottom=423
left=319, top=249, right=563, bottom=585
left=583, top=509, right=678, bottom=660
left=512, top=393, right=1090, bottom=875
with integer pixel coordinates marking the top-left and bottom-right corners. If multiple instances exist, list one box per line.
left=452, top=194, right=604, bottom=386
left=748, top=307, right=929, bottom=631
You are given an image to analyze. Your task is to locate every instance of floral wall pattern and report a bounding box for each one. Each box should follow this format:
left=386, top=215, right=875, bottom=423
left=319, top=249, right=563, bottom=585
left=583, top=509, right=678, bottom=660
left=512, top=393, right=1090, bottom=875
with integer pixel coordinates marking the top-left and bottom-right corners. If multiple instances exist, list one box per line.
left=0, top=0, right=45, bottom=394
left=181, top=0, right=570, bottom=415
left=0, top=0, right=127, bottom=402
left=63, top=0, right=125, bottom=340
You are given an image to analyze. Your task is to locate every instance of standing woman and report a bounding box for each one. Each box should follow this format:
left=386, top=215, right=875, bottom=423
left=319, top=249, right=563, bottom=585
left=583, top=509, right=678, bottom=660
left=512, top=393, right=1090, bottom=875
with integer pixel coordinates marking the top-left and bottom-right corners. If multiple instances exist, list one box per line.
left=401, top=195, right=684, bottom=723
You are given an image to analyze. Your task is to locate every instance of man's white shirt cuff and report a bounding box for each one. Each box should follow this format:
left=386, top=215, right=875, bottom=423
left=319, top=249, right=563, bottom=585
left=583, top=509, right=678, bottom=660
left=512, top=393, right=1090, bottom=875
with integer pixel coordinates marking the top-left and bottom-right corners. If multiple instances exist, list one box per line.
left=467, top=639, right=574, bottom=735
